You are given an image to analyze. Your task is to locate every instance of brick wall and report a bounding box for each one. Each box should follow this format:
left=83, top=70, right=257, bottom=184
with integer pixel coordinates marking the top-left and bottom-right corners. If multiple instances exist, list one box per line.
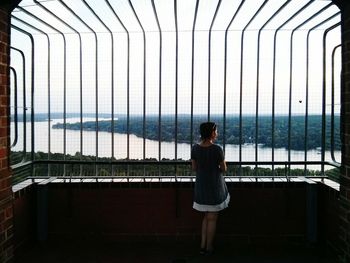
left=0, top=2, right=15, bottom=262
left=45, top=182, right=307, bottom=243
left=340, top=2, right=350, bottom=263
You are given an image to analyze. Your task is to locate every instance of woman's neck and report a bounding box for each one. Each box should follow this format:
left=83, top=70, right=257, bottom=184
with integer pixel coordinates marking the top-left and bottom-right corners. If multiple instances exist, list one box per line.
left=200, top=139, right=213, bottom=146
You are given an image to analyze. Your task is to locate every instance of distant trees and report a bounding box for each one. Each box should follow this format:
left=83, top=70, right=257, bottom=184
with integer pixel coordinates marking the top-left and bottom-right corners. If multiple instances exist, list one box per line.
left=53, top=114, right=340, bottom=151
left=11, top=151, right=338, bottom=180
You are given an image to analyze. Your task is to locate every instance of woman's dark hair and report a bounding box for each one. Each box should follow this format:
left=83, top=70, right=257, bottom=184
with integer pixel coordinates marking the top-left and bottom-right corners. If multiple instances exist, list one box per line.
left=200, top=122, right=217, bottom=140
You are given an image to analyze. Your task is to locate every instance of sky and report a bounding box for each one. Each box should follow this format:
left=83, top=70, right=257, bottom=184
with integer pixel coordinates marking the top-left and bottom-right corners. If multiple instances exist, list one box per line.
left=9, top=0, right=342, bottom=117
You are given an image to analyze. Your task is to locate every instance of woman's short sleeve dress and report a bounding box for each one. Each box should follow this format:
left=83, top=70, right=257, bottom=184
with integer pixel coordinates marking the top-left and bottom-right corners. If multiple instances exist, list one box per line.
left=191, top=144, right=230, bottom=212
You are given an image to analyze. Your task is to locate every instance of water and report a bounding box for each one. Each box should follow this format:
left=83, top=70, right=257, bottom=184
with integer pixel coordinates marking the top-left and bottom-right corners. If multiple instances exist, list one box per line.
left=10, top=118, right=341, bottom=170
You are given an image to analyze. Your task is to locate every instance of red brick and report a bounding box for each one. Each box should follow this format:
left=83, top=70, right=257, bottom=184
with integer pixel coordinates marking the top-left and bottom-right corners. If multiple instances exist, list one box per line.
left=0, top=126, right=6, bottom=137
left=0, top=96, right=7, bottom=106
left=0, top=188, right=10, bottom=200
left=0, top=211, right=4, bottom=223
left=0, top=148, right=5, bottom=159
left=0, top=160, right=8, bottom=169
left=0, top=65, right=5, bottom=75
left=1, top=33, right=8, bottom=44
left=4, top=208, right=11, bottom=220
left=0, top=87, right=6, bottom=96
left=0, top=107, right=4, bottom=117
left=0, top=138, right=6, bottom=148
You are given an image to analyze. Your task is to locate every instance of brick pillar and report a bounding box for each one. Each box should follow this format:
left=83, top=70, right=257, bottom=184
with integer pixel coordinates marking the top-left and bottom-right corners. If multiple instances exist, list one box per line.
left=339, top=2, right=350, bottom=263
left=0, top=5, right=13, bottom=263
left=0, top=1, right=19, bottom=262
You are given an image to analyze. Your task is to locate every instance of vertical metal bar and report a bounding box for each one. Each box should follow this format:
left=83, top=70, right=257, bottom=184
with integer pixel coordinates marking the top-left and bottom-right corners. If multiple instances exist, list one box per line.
left=10, top=67, right=18, bottom=148
left=331, top=44, right=341, bottom=163
left=322, top=22, right=341, bottom=173
left=291, top=10, right=326, bottom=176
left=105, top=0, right=130, bottom=164
left=287, top=4, right=334, bottom=176
left=191, top=0, right=200, bottom=148
left=271, top=0, right=313, bottom=176
left=81, top=0, right=115, bottom=176
left=10, top=47, right=26, bottom=161
left=305, top=25, right=311, bottom=175
left=223, top=0, right=245, bottom=155
left=239, top=0, right=268, bottom=176
left=128, top=0, right=147, bottom=162
left=254, top=0, right=290, bottom=176
left=12, top=16, right=51, bottom=175
left=34, top=0, right=82, bottom=176
left=208, top=0, right=222, bottom=121
left=58, top=0, right=99, bottom=176
left=296, top=5, right=335, bottom=175
left=174, top=0, right=178, bottom=166
left=174, top=0, right=179, bottom=179
left=11, top=25, right=35, bottom=172
left=304, top=12, right=340, bottom=174
left=288, top=31, right=293, bottom=177
left=150, top=0, right=162, bottom=168
left=18, top=6, right=68, bottom=176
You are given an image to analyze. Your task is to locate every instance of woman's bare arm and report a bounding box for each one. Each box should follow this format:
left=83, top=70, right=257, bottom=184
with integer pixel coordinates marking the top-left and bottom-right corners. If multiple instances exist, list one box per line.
left=191, top=160, right=197, bottom=172
left=219, top=160, right=227, bottom=172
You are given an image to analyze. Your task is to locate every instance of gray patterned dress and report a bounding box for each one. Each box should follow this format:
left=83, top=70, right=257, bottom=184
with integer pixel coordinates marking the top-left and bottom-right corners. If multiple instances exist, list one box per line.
left=191, top=144, right=230, bottom=212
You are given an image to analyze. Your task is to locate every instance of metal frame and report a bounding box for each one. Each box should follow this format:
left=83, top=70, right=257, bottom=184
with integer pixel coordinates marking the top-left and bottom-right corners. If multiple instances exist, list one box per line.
left=9, top=0, right=341, bottom=179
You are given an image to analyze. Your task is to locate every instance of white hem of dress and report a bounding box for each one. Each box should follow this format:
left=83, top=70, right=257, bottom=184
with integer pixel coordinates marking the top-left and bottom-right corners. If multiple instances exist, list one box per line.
left=193, top=193, right=230, bottom=212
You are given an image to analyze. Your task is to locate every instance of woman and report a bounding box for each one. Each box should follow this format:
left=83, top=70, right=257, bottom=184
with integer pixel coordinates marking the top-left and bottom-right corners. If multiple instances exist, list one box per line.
left=191, top=122, right=230, bottom=255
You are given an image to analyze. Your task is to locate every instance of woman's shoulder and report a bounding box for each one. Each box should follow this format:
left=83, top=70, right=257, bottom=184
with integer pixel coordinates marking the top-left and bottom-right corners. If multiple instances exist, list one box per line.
left=212, top=144, right=223, bottom=151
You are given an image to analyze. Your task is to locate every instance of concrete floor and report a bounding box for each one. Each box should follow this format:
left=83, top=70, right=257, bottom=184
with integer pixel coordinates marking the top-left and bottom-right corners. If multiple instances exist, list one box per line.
left=15, top=238, right=338, bottom=263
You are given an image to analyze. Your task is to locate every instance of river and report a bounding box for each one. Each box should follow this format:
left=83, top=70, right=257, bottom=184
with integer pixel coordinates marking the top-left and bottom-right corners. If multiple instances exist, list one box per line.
left=10, top=118, right=341, bottom=170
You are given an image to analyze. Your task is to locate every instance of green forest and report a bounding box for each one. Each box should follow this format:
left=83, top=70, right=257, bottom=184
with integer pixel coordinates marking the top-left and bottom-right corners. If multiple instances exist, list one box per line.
left=52, top=114, right=340, bottom=151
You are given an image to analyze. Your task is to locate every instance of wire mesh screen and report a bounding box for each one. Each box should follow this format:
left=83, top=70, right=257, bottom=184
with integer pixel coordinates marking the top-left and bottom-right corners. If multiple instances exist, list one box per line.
left=9, top=0, right=341, bottom=178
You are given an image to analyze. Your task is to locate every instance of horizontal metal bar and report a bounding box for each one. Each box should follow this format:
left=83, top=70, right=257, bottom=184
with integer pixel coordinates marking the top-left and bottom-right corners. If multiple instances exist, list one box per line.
left=32, top=159, right=337, bottom=167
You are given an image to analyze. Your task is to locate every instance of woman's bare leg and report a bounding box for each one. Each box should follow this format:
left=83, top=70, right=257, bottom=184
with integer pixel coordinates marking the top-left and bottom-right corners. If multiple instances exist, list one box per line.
left=201, top=213, right=208, bottom=249
left=205, top=212, right=218, bottom=252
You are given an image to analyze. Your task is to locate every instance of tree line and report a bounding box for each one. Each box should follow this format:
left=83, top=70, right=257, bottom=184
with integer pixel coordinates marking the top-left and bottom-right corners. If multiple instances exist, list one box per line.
left=52, top=114, right=340, bottom=151
left=11, top=151, right=339, bottom=182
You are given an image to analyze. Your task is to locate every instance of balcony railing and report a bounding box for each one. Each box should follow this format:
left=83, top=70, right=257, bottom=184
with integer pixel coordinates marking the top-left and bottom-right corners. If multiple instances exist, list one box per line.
left=9, top=0, right=341, bottom=183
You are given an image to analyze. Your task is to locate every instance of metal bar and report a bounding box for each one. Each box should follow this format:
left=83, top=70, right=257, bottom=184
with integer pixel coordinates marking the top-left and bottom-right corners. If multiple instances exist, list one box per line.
left=32, top=159, right=329, bottom=165
left=9, top=0, right=342, bottom=180
left=34, top=0, right=83, bottom=176
left=190, top=0, right=200, bottom=148
left=10, top=25, right=35, bottom=173
left=239, top=0, right=269, bottom=176
left=298, top=4, right=336, bottom=175
left=208, top=0, right=222, bottom=121
left=150, top=0, right=162, bottom=166
left=331, top=44, right=341, bottom=163
left=18, top=6, right=68, bottom=176
left=289, top=4, right=330, bottom=176
left=173, top=0, right=179, bottom=180
left=10, top=47, right=26, bottom=161
left=322, top=22, right=341, bottom=174
left=105, top=0, right=130, bottom=163
left=150, top=0, right=161, bottom=177
left=288, top=3, right=334, bottom=176
left=12, top=15, right=51, bottom=175
left=271, top=0, right=313, bottom=176
left=255, top=0, right=290, bottom=176
left=58, top=0, right=99, bottom=176
left=10, top=67, right=18, bottom=148
left=223, top=0, right=245, bottom=154
left=304, top=12, right=341, bottom=174
left=81, top=0, right=115, bottom=176
left=174, top=0, right=178, bottom=165
left=127, top=0, right=147, bottom=162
